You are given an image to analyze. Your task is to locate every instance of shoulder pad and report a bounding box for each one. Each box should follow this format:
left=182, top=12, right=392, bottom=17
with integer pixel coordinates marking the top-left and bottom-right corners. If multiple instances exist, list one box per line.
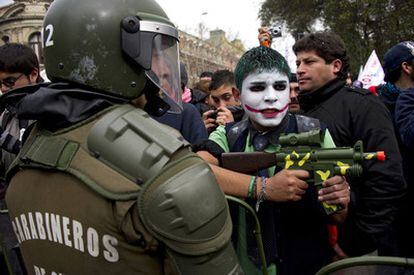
left=87, top=104, right=190, bottom=184
left=138, top=154, right=232, bottom=256
left=295, top=114, right=321, bottom=132
left=11, top=116, right=141, bottom=201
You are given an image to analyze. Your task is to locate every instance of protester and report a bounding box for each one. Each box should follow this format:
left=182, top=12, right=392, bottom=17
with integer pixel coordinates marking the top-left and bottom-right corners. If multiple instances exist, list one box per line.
left=381, top=41, right=414, bottom=257
left=1, top=0, right=241, bottom=273
left=0, top=42, right=41, bottom=275
left=178, top=63, right=211, bottom=116
left=190, top=71, right=214, bottom=116
left=202, top=70, right=244, bottom=132
left=395, top=87, right=414, bottom=257
left=294, top=32, right=405, bottom=257
left=180, top=67, right=192, bottom=103
left=288, top=72, right=300, bottom=113
left=376, top=41, right=414, bottom=120
left=190, top=87, right=210, bottom=115
left=197, top=46, right=350, bottom=275
left=190, top=82, right=211, bottom=116
left=196, top=71, right=213, bottom=91
left=0, top=43, right=40, bottom=175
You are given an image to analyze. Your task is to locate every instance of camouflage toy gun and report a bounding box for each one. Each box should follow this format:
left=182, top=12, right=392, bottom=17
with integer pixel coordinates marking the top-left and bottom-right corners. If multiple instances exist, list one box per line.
left=221, top=130, right=386, bottom=215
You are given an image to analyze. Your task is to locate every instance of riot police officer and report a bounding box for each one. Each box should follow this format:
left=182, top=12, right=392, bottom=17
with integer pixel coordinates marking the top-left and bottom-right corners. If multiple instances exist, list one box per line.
left=2, top=0, right=241, bottom=274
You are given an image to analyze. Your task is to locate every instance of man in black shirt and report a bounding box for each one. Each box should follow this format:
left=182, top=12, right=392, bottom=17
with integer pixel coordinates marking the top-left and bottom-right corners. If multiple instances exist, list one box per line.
left=293, top=32, right=405, bottom=257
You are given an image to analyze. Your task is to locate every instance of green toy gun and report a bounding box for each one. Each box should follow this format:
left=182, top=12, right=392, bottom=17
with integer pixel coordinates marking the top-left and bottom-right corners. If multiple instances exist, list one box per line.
left=221, top=130, right=386, bottom=214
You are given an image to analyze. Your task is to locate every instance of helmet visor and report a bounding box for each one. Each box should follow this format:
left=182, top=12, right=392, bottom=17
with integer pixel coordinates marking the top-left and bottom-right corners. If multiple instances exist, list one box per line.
left=147, top=34, right=182, bottom=113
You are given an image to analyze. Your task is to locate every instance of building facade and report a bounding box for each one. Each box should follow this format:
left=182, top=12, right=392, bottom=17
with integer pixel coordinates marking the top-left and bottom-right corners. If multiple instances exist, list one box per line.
left=0, top=0, right=52, bottom=63
left=180, top=29, right=245, bottom=86
left=0, top=0, right=245, bottom=87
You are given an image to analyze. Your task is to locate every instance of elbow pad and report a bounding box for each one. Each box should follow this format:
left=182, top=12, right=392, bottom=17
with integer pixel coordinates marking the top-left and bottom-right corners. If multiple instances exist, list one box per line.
left=138, top=154, right=242, bottom=274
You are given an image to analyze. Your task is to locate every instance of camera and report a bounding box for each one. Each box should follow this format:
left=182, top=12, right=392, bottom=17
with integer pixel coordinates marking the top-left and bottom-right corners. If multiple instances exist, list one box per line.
left=207, top=106, right=244, bottom=122
left=269, top=26, right=282, bottom=38
left=208, top=110, right=218, bottom=120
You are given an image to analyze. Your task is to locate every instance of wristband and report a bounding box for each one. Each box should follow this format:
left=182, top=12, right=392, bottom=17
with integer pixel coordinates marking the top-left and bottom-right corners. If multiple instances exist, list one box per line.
left=256, top=176, right=267, bottom=212
left=247, top=176, right=256, bottom=198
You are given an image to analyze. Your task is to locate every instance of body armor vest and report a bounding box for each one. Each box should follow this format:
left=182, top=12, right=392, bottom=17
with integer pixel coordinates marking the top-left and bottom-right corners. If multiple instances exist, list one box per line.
left=5, top=104, right=240, bottom=275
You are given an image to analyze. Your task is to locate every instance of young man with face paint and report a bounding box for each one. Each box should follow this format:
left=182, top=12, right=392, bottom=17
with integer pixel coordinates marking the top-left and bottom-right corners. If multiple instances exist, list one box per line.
left=197, top=46, right=350, bottom=275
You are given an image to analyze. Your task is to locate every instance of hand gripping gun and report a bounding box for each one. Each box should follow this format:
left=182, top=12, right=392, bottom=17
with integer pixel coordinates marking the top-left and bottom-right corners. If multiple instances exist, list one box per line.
left=221, top=130, right=386, bottom=214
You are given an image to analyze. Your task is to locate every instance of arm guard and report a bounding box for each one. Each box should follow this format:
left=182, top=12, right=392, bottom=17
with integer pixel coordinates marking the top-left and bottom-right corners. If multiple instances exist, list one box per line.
left=138, top=154, right=242, bottom=274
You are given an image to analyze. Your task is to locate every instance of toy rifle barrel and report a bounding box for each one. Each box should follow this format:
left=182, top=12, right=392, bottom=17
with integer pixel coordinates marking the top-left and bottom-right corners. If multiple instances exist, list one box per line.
left=311, top=148, right=386, bottom=162
left=221, top=152, right=277, bottom=174
left=220, top=150, right=386, bottom=175
left=363, top=151, right=386, bottom=161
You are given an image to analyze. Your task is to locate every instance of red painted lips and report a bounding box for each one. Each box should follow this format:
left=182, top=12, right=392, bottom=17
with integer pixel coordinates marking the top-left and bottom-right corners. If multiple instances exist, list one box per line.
left=245, top=104, right=289, bottom=118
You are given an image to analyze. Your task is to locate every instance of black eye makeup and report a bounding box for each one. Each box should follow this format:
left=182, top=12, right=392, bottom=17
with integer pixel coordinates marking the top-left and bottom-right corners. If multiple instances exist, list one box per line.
left=249, top=84, right=266, bottom=92
left=247, top=79, right=287, bottom=92
left=273, top=82, right=287, bottom=91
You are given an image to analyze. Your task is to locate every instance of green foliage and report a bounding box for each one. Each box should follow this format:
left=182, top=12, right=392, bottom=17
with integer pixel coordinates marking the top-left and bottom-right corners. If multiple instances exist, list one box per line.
left=259, top=0, right=414, bottom=78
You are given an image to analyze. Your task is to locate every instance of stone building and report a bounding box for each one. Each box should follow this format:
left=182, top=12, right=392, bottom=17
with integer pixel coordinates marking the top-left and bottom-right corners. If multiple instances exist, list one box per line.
left=0, top=0, right=245, bottom=87
left=0, top=0, right=52, bottom=63
left=180, top=29, right=245, bottom=86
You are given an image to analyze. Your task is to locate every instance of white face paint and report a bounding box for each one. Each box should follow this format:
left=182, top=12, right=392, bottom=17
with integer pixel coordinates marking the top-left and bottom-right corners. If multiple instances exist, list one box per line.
left=241, top=69, right=290, bottom=128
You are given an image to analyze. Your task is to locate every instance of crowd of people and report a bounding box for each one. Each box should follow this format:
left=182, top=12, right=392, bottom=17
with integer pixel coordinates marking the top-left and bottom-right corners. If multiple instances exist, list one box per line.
left=0, top=0, right=413, bottom=274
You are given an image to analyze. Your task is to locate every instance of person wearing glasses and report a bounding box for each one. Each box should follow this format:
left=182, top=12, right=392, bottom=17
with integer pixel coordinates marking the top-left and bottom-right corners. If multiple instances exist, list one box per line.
left=0, top=44, right=40, bottom=94
left=0, top=43, right=40, bottom=275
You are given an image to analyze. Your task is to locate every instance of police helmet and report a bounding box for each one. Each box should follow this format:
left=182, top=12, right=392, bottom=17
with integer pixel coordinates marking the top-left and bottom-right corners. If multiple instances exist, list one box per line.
left=43, top=0, right=182, bottom=112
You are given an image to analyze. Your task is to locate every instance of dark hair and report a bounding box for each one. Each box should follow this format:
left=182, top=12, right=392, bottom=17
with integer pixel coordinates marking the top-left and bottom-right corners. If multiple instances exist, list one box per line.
left=0, top=43, right=39, bottom=76
left=209, top=70, right=235, bottom=91
left=234, top=46, right=290, bottom=91
left=293, top=32, right=350, bottom=80
left=200, top=71, right=213, bottom=78
left=385, top=59, right=414, bottom=83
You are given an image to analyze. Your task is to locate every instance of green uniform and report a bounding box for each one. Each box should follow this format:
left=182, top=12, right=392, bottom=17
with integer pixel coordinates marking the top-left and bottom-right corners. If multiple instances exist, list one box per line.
left=2, top=0, right=242, bottom=273
left=6, top=104, right=240, bottom=275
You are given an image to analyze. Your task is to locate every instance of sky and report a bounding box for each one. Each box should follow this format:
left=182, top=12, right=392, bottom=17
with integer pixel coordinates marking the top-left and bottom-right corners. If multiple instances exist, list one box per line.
left=0, top=0, right=264, bottom=48
left=0, top=0, right=297, bottom=68
left=156, top=0, right=263, bottom=48
left=155, top=0, right=297, bottom=69
left=0, top=0, right=11, bottom=7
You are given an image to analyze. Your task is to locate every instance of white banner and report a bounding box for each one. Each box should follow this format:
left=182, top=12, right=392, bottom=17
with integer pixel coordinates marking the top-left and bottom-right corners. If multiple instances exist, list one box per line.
left=357, top=50, right=385, bottom=89
left=357, top=65, right=364, bottom=81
